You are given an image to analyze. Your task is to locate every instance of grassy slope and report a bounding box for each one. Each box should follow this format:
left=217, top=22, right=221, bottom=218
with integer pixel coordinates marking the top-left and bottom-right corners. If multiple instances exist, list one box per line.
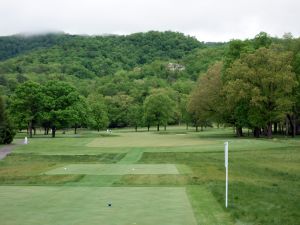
left=0, top=127, right=299, bottom=224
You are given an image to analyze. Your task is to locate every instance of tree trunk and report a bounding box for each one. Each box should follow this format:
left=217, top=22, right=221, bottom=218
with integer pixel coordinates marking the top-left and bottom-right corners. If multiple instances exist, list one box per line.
left=200, top=126, right=203, bottom=131
left=253, top=127, right=260, bottom=138
left=287, top=114, right=296, bottom=137
left=46, top=127, right=49, bottom=135
left=274, top=122, right=278, bottom=134
left=196, top=126, right=198, bottom=132
left=267, top=122, right=272, bottom=138
left=74, top=125, right=77, bottom=134
left=33, top=127, right=36, bottom=135
left=147, top=125, right=150, bottom=132
left=135, top=126, right=137, bottom=132
left=28, top=120, right=33, bottom=138
left=293, top=114, right=296, bottom=137
left=44, top=127, right=47, bottom=135
left=164, top=125, right=166, bottom=131
left=186, top=123, right=189, bottom=130
left=285, top=117, right=289, bottom=136
left=52, top=126, right=56, bottom=138
left=236, top=126, right=243, bottom=137
left=157, top=124, right=160, bottom=131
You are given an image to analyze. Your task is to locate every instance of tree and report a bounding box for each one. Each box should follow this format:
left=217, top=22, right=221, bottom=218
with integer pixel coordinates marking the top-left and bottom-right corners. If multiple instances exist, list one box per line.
left=188, top=62, right=224, bottom=131
left=0, top=95, right=15, bottom=144
left=143, top=89, right=175, bottom=131
left=43, top=81, right=81, bottom=137
left=225, top=46, right=298, bottom=138
left=87, top=94, right=109, bottom=131
left=10, top=81, right=44, bottom=137
left=253, top=32, right=272, bottom=49
left=69, top=96, right=89, bottom=134
left=105, top=94, right=133, bottom=128
left=127, top=104, right=143, bottom=131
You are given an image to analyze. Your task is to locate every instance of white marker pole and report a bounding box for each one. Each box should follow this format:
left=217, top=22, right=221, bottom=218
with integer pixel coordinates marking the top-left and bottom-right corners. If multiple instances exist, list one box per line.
left=224, top=141, right=228, bottom=208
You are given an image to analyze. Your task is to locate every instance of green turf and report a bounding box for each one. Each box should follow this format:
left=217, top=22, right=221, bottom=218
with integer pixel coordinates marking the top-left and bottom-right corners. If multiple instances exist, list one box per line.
left=0, top=186, right=197, bottom=225
left=45, top=164, right=179, bottom=175
left=87, top=132, right=218, bottom=148
left=1, top=127, right=299, bottom=224
left=187, top=186, right=233, bottom=225
left=117, top=149, right=144, bottom=164
left=13, top=129, right=299, bottom=156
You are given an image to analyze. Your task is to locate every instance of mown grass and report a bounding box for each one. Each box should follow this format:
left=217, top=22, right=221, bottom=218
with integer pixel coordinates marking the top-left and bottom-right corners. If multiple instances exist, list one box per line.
left=0, top=153, right=125, bottom=185
left=0, top=127, right=299, bottom=225
left=0, top=186, right=198, bottom=225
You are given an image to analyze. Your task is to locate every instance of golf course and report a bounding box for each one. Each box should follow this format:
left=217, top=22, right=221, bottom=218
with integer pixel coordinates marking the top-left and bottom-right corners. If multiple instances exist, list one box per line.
left=0, top=127, right=299, bottom=225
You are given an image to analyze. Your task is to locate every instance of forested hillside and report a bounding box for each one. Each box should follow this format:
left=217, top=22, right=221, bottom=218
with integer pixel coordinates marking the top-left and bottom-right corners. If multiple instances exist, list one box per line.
left=0, top=31, right=299, bottom=138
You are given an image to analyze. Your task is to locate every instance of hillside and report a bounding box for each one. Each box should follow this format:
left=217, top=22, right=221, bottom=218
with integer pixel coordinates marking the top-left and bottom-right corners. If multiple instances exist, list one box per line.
left=0, top=31, right=226, bottom=95
left=0, top=31, right=204, bottom=77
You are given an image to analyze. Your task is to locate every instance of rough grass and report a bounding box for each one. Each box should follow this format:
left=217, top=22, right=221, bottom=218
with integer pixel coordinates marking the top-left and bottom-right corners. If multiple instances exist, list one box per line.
left=139, top=148, right=300, bottom=225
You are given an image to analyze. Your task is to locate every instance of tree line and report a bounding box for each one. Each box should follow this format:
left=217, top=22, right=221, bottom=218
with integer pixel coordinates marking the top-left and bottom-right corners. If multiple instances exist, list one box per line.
left=188, top=32, right=300, bottom=138
left=3, top=80, right=182, bottom=138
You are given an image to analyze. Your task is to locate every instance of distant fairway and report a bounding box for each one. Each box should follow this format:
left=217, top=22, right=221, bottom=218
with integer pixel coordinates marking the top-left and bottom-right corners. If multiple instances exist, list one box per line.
left=45, top=163, right=179, bottom=175
left=0, top=186, right=197, bottom=225
left=87, top=132, right=217, bottom=148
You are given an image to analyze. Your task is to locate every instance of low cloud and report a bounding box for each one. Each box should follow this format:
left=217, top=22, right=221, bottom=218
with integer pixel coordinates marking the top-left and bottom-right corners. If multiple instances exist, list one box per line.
left=0, top=0, right=299, bottom=41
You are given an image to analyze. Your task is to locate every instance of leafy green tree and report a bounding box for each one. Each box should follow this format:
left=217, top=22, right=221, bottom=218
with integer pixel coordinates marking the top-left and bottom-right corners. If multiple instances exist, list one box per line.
left=143, top=89, right=175, bottom=131
left=10, top=81, right=44, bottom=137
left=87, top=94, right=109, bottom=131
left=105, top=94, right=133, bottom=127
left=127, top=104, right=143, bottom=131
left=69, top=96, right=89, bottom=134
left=224, top=39, right=254, bottom=69
left=188, top=62, right=224, bottom=131
left=183, top=47, right=225, bottom=80
left=0, top=95, right=15, bottom=144
left=225, top=46, right=298, bottom=138
left=253, top=32, right=272, bottom=49
left=43, top=81, right=81, bottom=137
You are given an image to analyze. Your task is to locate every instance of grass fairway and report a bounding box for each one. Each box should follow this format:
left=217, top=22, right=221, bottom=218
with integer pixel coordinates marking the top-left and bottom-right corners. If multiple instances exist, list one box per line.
left=0, top=186, right=197, bottom=225
left=0, top=127, right=299, bottom=224
left=87, top=132, right=214, bottom=148
left=45, top=164, right=179, bottom=175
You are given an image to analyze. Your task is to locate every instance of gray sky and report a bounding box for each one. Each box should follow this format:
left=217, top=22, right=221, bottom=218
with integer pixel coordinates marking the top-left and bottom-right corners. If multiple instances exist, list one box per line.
left=0, top=0, right=299, bottom=41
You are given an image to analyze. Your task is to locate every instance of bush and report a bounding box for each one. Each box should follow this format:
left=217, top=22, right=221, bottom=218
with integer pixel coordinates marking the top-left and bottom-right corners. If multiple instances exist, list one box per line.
left=0, top=95, right=15, bottom=144
left=0, top=122, right=15, bottom=144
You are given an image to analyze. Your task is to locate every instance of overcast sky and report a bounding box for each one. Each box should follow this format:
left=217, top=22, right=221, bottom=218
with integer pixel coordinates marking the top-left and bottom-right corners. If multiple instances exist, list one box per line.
left=0, top=0, right=299, bottom=42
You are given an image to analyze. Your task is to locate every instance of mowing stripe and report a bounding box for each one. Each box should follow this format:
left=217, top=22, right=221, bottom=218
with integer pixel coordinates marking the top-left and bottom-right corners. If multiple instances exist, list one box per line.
left=45, top=164, right=179, bottom=175
left=117, top=149, right=144, bottom=164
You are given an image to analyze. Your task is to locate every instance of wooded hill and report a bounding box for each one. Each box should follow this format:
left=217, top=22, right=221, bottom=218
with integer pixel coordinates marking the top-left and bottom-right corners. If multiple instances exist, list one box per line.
left=0, top=31, right=299, bottom=138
